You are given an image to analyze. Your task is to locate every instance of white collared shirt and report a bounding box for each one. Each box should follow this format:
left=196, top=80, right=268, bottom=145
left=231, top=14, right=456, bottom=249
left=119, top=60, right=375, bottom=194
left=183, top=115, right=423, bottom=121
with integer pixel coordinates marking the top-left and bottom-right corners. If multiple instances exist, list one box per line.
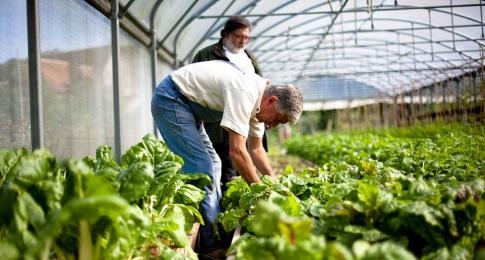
left=223, top=46, right=256, bottom=74
left=170, top=60, right=267, bottom=137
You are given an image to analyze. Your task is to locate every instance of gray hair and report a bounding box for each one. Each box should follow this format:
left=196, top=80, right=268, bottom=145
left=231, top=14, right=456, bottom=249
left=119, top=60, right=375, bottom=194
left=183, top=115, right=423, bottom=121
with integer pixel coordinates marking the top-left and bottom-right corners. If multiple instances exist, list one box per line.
left=265, top=84, right=303, bottom=124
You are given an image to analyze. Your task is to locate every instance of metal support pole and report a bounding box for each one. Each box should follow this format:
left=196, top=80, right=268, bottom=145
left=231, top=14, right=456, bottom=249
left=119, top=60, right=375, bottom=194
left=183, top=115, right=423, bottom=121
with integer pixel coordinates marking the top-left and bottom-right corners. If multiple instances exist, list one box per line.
left=150, top=29, right=158, bottom=136
left=354, top=0, right=357, bottom=45
left=111, top=0, right=122, bottom=161
left=411, top=22, right=416, bottom=70
left=150, top=0, right=164, bottom=135
left=450, top=0, right=456, bottom=50
left=430, top=84, right=435, bottom=122
left=472, top=73, right=477, bottom=113
left=480, top=0, right=484, bottom=38
left=27, top=0, right=44, bottom=150
left=397, top=32, right=402, bottom=74
left=455, top=78, right=460, bottom=121
left=428, top=9, right=434, bottom=61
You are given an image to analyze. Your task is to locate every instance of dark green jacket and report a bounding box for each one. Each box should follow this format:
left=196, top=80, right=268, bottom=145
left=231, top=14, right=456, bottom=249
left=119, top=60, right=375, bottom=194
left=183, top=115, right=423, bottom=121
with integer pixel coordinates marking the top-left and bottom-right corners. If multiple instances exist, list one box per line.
left=191, top=40, right=264, bottom=145
left=192, top=40, right=262, bottom=76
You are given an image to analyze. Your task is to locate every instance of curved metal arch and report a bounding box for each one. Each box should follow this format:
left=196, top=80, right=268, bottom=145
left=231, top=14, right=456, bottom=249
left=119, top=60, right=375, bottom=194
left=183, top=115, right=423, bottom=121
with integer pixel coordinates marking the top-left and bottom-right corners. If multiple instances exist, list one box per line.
left=348, top=68, right=462, bottom=94
left=255, top=18, right=479, bottom=83
left=247, top=1, right=339, bottom=49
left=268, top=66, right=405, bottom=94
left=180, top=0, right=312, bottom=64
left=172, top=1, right=220, bottom=67
left=254, top=16, right=481, bottom=67
left=259, top=33, right=458, bottom=77
left=158, top=0, right=198, bottom=47
left=269, top=68, right=404, bottom=95
left=179, top=0, right=238, bottom=63
left=249, top=0, right=402, bottom=53
left=249, top=2, right=349, bottom=51
left=256, top=38, right=481, bottom=55
left=298, top=0, right=352, bottom=78
left=248, top=3, right=483, bottom=62
left=264, top=41, right=445, bottom=89
left=197, top=3, right=484, bottom=20
left=262, top=37, right=463, bottom=91
left=259, top=35, right=457, bottom=81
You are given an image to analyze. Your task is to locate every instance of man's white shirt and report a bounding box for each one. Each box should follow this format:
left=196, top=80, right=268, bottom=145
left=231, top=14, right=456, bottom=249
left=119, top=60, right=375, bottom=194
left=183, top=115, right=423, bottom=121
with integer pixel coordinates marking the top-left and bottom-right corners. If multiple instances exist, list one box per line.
left=170, top=60, right=267, bottom=138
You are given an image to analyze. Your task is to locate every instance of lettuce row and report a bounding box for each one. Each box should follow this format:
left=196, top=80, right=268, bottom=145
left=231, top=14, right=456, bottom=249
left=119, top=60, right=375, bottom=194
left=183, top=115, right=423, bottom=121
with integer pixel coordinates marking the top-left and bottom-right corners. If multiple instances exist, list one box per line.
left=220, top=124, right=485, bottom=259
left=0, top=133, right=210, bottom=260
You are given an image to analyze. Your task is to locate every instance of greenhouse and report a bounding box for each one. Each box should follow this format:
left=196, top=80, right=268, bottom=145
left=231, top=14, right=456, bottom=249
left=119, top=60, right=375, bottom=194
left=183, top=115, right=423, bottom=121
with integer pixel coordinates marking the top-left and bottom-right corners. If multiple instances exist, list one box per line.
left=0, top=0, right=484, bottom=259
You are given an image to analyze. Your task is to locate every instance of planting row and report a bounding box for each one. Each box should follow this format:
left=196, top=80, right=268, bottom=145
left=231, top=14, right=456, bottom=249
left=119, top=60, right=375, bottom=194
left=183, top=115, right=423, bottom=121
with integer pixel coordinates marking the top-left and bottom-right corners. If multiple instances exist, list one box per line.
left=0, top=134, right=208, bottom=260
left=216, top=123, right=484, bottom=259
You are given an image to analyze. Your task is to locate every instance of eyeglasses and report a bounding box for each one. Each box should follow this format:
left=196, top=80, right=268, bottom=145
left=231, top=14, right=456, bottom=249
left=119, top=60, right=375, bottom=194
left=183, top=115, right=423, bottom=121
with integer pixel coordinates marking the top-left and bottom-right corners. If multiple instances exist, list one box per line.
left=231, top=33, right=251, bottom=42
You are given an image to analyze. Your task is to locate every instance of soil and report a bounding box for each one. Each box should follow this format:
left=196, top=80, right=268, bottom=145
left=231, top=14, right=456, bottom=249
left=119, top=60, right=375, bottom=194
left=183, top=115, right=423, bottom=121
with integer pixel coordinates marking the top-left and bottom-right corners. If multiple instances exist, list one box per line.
left=266, top=145, right=317, bottom=176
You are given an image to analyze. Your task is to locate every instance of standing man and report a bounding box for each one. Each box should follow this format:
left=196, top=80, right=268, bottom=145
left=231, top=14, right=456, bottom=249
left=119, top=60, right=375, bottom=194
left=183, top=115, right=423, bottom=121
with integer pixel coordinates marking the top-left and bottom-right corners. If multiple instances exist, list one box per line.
left=192, top=16, right=268, bottom=192
left=151, top=60, right=303, bottom=259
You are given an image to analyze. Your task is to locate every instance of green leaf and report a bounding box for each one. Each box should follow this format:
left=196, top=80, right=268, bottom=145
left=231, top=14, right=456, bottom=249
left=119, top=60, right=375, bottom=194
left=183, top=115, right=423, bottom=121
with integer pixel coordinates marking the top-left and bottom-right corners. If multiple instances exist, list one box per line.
left=0, top=240, right=20, bottom=260
left=61, top=158, right=95, bottom=204
left=218, top=208, right=245, bottom=232
left=0, top=148, right=28, bottom=185
left=118, top=162, right=154, bottom=203
left=362, top=241, right=416, bottom=260
left=173, top=184, right=206, bottom=208
left=9, top=149, right=56, bottom=187
left=40, top=195, right=142, bottom=241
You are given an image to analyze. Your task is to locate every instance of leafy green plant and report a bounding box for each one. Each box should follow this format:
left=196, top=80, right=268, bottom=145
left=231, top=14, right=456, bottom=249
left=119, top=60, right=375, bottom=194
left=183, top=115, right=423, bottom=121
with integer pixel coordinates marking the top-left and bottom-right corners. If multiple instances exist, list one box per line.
left=219, top=123, right=485, bottom=259
left=0, top=133, right=208, bottom=259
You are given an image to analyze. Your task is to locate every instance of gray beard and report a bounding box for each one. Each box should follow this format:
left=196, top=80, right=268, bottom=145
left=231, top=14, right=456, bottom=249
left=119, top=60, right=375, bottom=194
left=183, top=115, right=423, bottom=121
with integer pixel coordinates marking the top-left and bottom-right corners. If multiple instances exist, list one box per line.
left=225, top=40, right=245, bottom=54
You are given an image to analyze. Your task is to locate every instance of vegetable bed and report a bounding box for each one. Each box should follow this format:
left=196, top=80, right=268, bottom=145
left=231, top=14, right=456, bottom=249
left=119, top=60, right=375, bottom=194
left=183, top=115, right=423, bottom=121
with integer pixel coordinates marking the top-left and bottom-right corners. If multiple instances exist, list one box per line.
left=218, top=123, right=485, bottom=259
left=0, top=134, right=208, bottom=260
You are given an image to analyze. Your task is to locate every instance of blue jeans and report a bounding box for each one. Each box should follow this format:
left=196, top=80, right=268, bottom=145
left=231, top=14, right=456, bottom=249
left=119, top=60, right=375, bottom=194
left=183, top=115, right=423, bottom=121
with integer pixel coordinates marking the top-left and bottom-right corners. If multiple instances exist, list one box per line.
left=151, top=75, right=223, bottom=252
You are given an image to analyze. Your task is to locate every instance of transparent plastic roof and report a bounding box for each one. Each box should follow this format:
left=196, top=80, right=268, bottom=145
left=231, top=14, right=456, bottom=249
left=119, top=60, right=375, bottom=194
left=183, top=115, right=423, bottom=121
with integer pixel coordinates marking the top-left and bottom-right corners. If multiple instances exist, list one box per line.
left=121, top=0, right=484, bottom=97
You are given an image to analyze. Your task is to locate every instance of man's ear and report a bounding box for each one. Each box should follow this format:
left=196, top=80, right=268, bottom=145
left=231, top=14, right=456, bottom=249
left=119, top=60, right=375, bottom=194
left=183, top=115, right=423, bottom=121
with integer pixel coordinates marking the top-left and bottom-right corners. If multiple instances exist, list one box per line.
left=269, top=96, right=279, bottom=104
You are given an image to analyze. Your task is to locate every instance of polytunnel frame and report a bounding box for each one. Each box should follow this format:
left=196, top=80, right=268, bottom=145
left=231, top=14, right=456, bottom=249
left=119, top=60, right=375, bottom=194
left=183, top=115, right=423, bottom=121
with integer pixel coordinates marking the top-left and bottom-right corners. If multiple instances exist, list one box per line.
left=24, top=0, right=485, bottom=158
left=196, top=2, right=484, bottom=91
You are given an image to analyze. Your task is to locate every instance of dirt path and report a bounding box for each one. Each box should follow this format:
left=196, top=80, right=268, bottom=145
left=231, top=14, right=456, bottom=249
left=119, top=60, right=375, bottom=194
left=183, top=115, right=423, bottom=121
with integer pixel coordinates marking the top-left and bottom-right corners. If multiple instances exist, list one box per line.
left=267, top=145, right=317, bottom=176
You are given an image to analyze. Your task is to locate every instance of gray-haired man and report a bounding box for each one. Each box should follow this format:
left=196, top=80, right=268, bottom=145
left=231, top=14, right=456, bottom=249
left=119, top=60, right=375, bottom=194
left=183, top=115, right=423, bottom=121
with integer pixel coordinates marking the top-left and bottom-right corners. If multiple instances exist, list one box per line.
left=151, top=60, right=303, bottom=257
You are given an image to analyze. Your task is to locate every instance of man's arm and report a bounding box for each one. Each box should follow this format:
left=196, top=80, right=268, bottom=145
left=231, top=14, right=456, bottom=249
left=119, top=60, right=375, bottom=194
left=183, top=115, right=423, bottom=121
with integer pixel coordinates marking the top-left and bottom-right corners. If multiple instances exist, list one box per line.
left=247, top=135, right=274, bottom=178
left=227, top=129, right=261, bottom=184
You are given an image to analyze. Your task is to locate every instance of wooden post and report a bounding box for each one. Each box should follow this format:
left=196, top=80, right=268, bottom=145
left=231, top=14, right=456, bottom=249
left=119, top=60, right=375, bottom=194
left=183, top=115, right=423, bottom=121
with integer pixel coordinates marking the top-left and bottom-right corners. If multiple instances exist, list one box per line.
left=410, top=87, right=415, bottom=126
left=379, top=102, right=382, bottom=128
left=455, top=78, right=461, bottom=122
left=400, top=94, right=404, bottom=127
left=347, top=100, right=352, bottom=130
left=393, top=96, right=398, bottom=127
left=430, top=83, right=436, bottom=122
left=418, top=88, right=423, bottom=123
left=481, top=48, right=485, bottom=121
left=472, top=72, right=477, bottom=121
left=442, top=80, right=448, bottom=122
